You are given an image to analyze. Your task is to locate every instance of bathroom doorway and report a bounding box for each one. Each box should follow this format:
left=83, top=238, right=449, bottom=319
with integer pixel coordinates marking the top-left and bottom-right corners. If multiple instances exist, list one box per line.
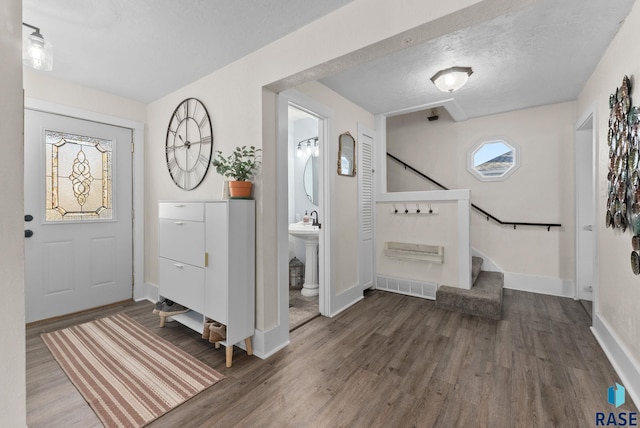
left=277, top=89, right=335, bottom=341
left=287, top=105, right=321, bottom=330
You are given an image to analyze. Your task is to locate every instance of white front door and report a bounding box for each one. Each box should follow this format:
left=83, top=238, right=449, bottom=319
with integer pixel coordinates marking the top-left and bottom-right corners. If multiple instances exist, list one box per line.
left=24, top=110, right=133, bottom=323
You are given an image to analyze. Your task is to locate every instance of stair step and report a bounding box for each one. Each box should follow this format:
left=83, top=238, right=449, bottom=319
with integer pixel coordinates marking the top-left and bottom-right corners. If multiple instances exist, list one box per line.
left=471, top=256, right=483, bottom=285
left=435, top=271, right=503, bottom=320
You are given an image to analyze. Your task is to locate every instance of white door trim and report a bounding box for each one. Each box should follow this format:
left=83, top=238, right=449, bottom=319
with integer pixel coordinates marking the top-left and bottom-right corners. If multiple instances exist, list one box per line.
left=24, top=98, right=145, bottom=301
left=277, top=90, right=334, bottom=323
left=574, top=104, right=598, bottom=308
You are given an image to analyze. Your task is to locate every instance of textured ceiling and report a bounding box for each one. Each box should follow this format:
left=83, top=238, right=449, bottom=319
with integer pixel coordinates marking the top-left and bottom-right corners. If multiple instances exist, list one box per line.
left=320, top=0, right=636, bottom=119
left=23, top=0, right=352, bottom=103
left=23, top=0, right=636, bottom=119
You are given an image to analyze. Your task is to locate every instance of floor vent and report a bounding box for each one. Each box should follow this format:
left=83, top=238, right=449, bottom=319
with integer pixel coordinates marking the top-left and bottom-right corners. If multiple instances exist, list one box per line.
left=375, top=275, right=437, bottom=300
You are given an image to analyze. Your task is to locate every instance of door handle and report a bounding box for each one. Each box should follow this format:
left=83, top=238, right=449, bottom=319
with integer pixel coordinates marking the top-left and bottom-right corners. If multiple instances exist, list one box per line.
left=583, top=225, right=593, bottom=231
left=25, top=230, right=34, bottom=238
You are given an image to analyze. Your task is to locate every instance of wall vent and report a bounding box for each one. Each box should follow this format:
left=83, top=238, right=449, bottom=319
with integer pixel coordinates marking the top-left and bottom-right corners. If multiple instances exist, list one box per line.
left=375, top=274, right=437, bottom=300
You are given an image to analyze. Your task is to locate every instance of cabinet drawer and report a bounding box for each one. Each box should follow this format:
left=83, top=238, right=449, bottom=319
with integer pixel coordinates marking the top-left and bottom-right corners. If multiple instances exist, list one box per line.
left=159, top=257, right=205, bottom=313
left=159, top=220, right=205, bottom=267
left=159, top=202, right=204, bottom=221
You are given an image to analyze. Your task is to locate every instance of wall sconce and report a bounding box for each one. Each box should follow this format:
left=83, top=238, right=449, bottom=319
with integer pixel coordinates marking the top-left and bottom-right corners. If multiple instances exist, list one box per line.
left=23, top=22, right=53, bottom=71
left=296, top=137, right=319, bottom=158
left=430, top=66, right=473, bottom=93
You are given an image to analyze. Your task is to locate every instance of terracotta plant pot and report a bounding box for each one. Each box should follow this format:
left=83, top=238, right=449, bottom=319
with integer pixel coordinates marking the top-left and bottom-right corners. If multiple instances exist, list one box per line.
left=228, top=181, right=252, bottom=198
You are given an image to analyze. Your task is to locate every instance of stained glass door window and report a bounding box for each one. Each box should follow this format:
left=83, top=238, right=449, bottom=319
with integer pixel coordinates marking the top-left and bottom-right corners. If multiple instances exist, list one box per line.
left=45, top=130, right=113, bottom=221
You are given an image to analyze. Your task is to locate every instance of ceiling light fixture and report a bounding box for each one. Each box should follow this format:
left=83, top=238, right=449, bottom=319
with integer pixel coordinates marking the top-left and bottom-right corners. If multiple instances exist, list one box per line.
left=22, top=22, right=53, bottom=71
left=430, top=66, right=473, bottom=93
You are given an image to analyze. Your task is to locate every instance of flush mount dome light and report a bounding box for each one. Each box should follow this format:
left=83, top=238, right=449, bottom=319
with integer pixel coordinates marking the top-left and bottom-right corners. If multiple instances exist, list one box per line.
left=430, top=66, right=473, bottom=93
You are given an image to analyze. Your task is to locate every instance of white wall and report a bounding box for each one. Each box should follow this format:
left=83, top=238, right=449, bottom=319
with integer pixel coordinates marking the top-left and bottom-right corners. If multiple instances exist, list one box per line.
left=376, top=201, right=458, bottom=286
left=24, top=70, right=147, bottom=123
left=577, top=0, right=640, bottom=397
left=387, top=102, right=576, bottom=288
left=1, top=0, right=26, bottom=425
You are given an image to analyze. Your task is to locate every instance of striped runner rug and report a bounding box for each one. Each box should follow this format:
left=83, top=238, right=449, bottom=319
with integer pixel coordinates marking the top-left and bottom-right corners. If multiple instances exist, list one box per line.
left=41, top=313, right=224, bottom=427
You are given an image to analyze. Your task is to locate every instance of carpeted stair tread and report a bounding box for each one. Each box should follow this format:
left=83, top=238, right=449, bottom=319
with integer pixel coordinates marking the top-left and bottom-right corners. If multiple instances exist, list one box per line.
left=472, top=256, right=483, bottom=285
left=435, top=271, right=503, bottom=320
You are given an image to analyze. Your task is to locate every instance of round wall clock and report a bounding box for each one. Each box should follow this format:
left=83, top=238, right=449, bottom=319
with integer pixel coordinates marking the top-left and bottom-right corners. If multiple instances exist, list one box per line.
left=165, top=98, right=213, bottom=190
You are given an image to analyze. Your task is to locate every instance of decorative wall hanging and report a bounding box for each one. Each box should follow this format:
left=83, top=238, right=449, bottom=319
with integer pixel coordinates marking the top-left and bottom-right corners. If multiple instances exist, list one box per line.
left=606, top=75, right=640, bottom=274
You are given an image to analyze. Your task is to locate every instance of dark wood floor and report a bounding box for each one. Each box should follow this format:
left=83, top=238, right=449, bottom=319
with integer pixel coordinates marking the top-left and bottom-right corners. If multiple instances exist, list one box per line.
left=26, top=289, right=636, bottom=427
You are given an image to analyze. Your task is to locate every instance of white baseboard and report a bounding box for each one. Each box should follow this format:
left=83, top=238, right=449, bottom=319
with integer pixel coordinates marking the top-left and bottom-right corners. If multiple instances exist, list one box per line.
left=503, top=272, right=574, bottom=298
left=137, top=281, right=159, bottom=303
left=592, top=313, right=640, bottom=409
left=251, top=323, right=290, bottom=360
left=330, top=284, right=364, bottom=317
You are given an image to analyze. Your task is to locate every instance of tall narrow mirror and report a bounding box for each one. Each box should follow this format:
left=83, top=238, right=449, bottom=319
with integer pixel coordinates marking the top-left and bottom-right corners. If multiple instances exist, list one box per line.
left=338, top=131, right=356, bottom=176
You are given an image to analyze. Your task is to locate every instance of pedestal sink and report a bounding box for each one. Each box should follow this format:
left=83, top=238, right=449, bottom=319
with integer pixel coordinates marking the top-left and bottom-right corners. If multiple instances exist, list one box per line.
left=288, top=222, right=320, bottom=297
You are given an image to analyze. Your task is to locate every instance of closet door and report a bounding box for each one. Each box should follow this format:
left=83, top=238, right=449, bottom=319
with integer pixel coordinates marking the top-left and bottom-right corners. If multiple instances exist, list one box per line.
left=358, top=124, right=375, bottom=289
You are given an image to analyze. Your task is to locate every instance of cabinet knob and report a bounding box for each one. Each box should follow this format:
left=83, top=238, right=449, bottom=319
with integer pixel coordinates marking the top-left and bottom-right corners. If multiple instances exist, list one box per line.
left=174, top=221, right=184, bottom=225
left=173, top=263, right=184, bottom=269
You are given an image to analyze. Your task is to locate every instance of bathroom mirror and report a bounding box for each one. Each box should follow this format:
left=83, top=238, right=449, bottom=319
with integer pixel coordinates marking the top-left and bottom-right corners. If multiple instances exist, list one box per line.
left=304, top=155, right=319, bottom=205
left=338, top=131, right=356, bottom=176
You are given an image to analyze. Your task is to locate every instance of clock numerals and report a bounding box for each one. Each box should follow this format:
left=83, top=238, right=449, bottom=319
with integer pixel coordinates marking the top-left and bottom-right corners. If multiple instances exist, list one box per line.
left=175, top=107, right=183, bottom=123
left=198, top=153, right=210, bottom=168
left=192, top=100, right=199, bottom=118
left=167, top=155, right=179, bottom=172
left=198, top=114, right=210, bottom=131
left=200, top=135, right=212, bottom=146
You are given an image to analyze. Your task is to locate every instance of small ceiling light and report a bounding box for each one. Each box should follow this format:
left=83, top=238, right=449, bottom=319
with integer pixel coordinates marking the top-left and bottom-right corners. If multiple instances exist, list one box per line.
left=430, top=66, right=473, bottom=93
left=22, top=22, right=53, bottom=71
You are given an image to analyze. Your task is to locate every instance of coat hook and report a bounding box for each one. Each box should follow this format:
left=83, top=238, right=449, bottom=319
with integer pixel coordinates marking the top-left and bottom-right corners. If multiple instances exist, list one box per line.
left=513, top=224, right=517, bottom=230
left=416, top=203, right=420, bottom=213
left=428, top=203, right=433, bottom=214
left=547, top=226, right=551, bottom=232
left=393, top=204, right=397, bottom=213
left=404, top=204, right=409, bottom=214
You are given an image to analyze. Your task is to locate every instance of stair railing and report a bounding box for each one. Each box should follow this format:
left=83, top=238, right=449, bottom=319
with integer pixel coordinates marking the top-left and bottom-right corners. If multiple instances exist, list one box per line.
left=387, top=153, right=561, bottom=231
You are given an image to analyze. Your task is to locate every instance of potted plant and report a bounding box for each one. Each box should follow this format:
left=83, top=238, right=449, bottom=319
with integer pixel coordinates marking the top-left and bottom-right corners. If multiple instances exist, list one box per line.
left=212, top=145, right=262, bottom=198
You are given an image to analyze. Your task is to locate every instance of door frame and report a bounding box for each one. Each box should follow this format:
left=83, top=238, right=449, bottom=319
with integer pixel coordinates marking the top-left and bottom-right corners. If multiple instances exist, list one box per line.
left=277, top=90, right=334, bottom=327
left=574, top=105, right=598, bottom=309
left=24, top=98, right=145, bottom=301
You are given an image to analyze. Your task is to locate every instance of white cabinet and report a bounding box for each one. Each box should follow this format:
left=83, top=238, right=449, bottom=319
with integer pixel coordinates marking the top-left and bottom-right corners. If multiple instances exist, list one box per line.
left=158, top=200, right=255, bottom=367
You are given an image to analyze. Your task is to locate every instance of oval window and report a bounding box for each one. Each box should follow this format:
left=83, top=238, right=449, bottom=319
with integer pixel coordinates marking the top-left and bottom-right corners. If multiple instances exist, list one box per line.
left=468, top=138, right=519, bottom=181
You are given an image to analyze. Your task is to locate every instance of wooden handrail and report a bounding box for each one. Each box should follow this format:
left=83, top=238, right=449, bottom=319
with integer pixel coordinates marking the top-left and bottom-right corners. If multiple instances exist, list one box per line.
left=386, top=152, right=561, bottom=231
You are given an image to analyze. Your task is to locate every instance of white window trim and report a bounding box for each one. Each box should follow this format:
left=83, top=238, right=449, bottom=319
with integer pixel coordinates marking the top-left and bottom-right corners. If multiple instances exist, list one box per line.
left=467, top=136, right=520, bottom=182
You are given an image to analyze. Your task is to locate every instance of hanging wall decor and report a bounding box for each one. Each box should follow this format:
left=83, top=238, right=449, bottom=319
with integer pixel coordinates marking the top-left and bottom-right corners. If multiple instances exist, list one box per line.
left=606, top=75, right=640, bottom=274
